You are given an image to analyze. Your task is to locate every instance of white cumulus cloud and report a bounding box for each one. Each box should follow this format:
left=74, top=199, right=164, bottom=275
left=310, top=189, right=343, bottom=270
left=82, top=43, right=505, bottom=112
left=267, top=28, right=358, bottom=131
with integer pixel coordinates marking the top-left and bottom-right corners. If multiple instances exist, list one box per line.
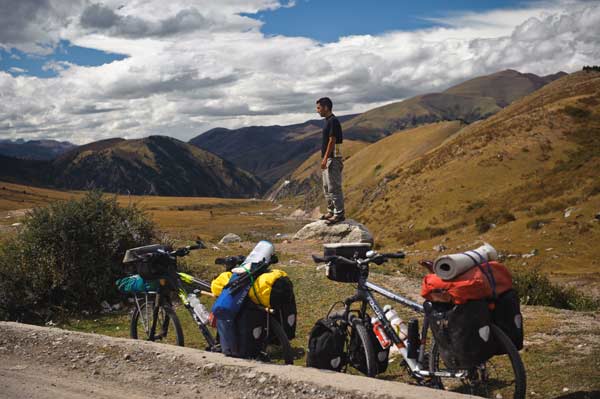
left=0, top=0, right=599, bottom=144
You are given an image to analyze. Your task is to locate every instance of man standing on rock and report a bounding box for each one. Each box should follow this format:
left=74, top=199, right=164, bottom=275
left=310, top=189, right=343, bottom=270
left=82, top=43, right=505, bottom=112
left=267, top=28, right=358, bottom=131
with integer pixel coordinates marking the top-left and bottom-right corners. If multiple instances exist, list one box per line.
left=317, top=97, right=345, bottom=224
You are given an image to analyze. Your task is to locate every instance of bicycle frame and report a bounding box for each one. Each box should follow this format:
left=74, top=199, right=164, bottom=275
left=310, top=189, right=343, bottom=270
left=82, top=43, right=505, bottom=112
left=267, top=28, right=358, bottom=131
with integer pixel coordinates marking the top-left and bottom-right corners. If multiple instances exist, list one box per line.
left=339, top=274, right=467, bottom=379
left=134, top=269, right=218, bottom=349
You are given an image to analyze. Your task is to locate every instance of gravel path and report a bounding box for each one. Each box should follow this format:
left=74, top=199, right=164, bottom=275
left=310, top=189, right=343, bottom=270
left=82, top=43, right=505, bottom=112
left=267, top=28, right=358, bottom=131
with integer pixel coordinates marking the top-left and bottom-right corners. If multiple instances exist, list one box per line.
left=0, top=322, right=470, bottom=399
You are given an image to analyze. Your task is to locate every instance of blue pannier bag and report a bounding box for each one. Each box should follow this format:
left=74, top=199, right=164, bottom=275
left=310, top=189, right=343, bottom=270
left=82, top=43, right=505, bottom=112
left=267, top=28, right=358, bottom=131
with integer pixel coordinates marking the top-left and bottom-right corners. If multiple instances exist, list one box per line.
left=116, top=275, right=158, bottom=293
left=212, top=273, right=252, bottom=320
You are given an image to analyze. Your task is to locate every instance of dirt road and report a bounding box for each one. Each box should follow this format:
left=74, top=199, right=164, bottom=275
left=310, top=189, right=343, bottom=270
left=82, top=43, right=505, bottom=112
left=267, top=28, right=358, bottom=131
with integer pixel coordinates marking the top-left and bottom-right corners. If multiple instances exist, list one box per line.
left=0, top=322, right=470, bottom=399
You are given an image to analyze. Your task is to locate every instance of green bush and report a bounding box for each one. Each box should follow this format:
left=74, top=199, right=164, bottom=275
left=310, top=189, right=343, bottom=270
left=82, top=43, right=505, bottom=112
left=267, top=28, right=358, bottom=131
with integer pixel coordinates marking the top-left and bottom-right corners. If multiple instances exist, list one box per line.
left=526, top=219, right=551, bottom=230
left=475, top=209, right=516, bottom=233
left=562, top=105, right=591, bottom=119
left=0, top=191, right=157, bottom=322
left=513, top=268, right=599, bottom=311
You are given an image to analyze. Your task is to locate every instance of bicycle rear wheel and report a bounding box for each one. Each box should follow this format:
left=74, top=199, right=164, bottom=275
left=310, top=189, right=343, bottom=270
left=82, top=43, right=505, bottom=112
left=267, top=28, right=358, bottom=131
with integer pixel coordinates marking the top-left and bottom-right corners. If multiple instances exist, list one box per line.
left=263, top=317, right=294, bottom=365
left=130, top=298, right=184, bottom=346
left=429, top=324, right=526, bottom=399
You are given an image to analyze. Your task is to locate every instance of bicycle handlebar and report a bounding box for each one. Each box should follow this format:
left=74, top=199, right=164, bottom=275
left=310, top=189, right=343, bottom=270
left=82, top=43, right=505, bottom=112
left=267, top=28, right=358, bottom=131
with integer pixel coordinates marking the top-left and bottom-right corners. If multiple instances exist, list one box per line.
left=380, top=252, right=406, bottom=259
left=312, top=251, right=405, bottom=265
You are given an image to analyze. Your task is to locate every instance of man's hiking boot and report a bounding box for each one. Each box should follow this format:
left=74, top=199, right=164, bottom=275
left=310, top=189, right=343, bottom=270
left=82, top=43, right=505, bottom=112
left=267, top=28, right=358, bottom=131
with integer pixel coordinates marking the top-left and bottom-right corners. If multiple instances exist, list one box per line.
left=320, top=212, right=334, bottom=220
left=326, top=214, right=345, bottom=225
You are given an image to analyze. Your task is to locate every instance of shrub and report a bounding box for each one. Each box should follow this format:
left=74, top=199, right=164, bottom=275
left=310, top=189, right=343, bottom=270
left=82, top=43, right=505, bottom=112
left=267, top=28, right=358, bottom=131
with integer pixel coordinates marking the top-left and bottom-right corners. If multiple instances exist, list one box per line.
left=513, top=268, right=599, bottom=311
left=562, top=105, right=591, bottom=119
left=475, top=209, right=516, bottom=233
left=466, top=201, right=485, bottom=212
left=0, top=191, right=157, bottom=322
left=526, top=219, right=551, bottom=230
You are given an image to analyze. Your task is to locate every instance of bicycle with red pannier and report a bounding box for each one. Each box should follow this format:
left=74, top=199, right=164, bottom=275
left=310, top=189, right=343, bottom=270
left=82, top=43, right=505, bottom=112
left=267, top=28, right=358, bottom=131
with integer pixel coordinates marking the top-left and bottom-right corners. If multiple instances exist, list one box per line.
left=310, top=244, right=526, bottom=399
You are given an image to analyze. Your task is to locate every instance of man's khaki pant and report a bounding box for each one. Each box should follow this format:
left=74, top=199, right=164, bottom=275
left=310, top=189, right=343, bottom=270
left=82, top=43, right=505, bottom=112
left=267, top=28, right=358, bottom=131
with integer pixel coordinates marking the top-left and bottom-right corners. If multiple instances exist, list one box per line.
left=322, top=157, right=345, bottom=216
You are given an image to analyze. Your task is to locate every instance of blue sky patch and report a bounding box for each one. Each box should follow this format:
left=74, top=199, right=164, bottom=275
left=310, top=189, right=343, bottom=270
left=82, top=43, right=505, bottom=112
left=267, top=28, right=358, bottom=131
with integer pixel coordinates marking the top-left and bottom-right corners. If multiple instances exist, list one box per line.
left=0, top=40, right=127, bottom=78
left=245, top=0, right=527, bottom=42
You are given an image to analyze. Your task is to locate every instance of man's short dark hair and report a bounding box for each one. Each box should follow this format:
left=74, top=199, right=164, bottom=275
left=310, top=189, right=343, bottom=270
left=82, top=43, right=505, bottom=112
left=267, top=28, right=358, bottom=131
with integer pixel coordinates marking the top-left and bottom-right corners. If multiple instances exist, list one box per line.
left=316, top=97, right=333, bottom=110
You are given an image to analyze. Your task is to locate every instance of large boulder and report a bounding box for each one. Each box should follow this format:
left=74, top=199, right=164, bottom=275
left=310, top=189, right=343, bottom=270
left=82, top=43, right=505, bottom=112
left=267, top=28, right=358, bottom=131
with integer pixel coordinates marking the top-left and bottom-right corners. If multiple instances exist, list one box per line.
left=293, top=219, right=374, bottom=244
left=219, top=233, right=242, bottom=244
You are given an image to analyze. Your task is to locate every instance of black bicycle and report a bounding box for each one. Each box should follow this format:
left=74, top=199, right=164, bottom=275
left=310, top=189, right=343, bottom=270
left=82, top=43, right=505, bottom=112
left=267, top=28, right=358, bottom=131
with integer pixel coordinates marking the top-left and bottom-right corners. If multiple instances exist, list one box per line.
left=312, top=249, right=526, bottom=399
left=124, top=241, right=294, bottom=364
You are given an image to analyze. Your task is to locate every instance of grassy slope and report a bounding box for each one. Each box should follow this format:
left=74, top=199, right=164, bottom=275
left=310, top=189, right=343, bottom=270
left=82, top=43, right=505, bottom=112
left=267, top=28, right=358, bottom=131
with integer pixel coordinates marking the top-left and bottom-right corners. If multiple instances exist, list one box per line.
left=339, top=69, right=556, bottom=142
left=350, top=71, right=600, bottom=281
left=344, top=121, right=464, bottom=190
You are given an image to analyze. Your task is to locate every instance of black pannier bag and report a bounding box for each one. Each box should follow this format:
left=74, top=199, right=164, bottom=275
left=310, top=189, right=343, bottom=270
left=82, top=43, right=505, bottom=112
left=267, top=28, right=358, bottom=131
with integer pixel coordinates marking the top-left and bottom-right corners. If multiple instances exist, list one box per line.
left=428, top=300, right=497, bottom=369
left=348, top=319, right=390, bottom=375
left=234, top=301, right=267, bottom=359
left=270, top=276, right=297, bottom=340
left=492, top=289, right=524, bottom=352
left=323, top=243, right=372, bottom=283
left=306, top=317, right=347, bottom=371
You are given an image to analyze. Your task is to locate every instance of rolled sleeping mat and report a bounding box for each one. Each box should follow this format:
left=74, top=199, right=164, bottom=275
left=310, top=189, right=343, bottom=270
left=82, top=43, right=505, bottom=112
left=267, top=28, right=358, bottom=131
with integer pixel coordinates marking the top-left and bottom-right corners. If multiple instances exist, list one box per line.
left=433, top=243, right=498, bottom=280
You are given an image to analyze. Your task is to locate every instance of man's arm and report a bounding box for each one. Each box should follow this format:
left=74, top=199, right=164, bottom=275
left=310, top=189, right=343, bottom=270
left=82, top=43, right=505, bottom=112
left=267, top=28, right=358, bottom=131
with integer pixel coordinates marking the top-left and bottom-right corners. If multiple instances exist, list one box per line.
left=321, top=136, right=335, bottom=169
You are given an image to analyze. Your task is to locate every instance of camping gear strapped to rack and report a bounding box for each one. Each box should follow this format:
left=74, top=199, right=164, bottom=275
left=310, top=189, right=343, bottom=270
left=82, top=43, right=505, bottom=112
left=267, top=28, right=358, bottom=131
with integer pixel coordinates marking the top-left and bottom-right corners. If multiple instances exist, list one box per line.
left=210, top=241, right=297, bottom=358
left=422, top=243, right=524, bottom=369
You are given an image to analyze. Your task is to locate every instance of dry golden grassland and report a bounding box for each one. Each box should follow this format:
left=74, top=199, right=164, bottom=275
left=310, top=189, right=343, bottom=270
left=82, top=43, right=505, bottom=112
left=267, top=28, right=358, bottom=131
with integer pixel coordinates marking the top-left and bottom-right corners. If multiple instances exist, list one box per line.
left=0, top=181, right=303, bottom=242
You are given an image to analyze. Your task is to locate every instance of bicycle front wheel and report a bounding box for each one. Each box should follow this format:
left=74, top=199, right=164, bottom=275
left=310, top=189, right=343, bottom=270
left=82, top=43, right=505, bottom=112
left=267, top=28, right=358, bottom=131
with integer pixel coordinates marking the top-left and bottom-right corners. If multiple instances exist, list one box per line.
left=130, top=299, right=184, bottom=347
left=429, top=324, right=526, bottom=399
left=349, top=321, right=377, bottom=377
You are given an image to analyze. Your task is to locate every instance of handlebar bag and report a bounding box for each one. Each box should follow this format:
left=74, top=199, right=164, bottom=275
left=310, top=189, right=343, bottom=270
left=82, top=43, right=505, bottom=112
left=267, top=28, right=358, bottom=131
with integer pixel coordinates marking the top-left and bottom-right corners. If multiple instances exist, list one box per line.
left=306, top=317, right=348, bottom=371
left=326, top=259, right=363, bottom=283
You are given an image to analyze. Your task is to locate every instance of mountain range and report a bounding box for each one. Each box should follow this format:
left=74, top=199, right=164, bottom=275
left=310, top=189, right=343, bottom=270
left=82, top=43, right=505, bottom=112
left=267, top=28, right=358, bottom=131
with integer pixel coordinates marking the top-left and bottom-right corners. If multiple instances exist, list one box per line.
left=0, top=136, right=264, bottom=197
left=192, top=70, right=566, bottom=185
left=0, top=68, right=572, bottom=200
left=0, top=139, right=76, bottom=160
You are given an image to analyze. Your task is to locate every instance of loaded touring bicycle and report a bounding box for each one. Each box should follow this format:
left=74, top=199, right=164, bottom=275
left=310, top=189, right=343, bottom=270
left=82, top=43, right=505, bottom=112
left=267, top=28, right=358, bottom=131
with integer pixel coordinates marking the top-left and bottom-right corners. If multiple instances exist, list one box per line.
left=118, top=240, right=294, bottom=364
left=310, top=243, right=526, bottom=399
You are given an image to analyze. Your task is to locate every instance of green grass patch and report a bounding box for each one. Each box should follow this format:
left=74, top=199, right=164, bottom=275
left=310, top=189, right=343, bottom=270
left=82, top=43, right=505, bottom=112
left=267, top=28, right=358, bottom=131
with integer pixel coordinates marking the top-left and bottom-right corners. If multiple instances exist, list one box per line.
left=563, top=105, right=591, bottom=119
left=475, top=209, right=516, bottom=233
left=526, top=218, right=551, bottom=230
left=514, top=267, right=600, bottom=311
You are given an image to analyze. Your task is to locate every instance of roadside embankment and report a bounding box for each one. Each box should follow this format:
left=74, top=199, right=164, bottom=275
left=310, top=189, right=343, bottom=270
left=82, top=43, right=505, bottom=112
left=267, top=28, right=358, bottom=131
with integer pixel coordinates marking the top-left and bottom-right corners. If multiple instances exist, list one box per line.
left=0, top=321, right=470, bottom=399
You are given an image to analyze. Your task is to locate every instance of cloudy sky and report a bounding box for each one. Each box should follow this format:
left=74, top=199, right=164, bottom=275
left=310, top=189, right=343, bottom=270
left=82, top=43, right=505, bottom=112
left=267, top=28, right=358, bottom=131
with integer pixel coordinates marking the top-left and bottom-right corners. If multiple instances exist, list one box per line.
left=0, top=0, right=599, bottom=144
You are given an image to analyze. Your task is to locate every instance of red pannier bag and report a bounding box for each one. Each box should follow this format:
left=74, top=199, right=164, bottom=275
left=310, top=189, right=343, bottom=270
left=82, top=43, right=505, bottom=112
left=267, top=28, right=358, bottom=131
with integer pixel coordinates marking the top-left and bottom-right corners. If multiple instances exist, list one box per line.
left=421, top=261, right=512, bottom=304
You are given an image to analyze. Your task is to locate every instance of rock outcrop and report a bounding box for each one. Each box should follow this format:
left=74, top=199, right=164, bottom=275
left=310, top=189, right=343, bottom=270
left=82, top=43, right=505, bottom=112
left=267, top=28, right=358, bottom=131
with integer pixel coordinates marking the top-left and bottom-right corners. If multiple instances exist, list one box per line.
left=293, top=219, right=374, bottom=244
left=219, top=233, right=242, bottom=244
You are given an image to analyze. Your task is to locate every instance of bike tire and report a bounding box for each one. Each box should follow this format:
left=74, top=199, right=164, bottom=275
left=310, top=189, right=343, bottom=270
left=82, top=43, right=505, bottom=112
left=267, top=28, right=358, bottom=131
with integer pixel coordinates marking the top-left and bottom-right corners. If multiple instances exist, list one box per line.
left=266, top=317, right=294, bottom=365
left=429, top=323, right=526, bottom=399
left=351, top=321, right=377, bottom=377
left=130, top=300, right=185, bottom=347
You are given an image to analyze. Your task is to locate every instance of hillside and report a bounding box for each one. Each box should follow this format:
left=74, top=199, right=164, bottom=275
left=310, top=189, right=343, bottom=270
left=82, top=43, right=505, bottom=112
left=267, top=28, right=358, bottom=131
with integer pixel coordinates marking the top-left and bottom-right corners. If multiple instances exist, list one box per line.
left=348, top=71, right=600, bottom=277
left=340, top=69, right=565, bottom=141
left=189, top=115, right=357, bottom=185
left=0, top=139, right=76, bottom=160
left=193, top=70, right=562, bottom=187
left=271, top=122, right=464, bottom=204
left=266, top=140, right=369, bottom=204
left=1, top=136, right=265, bottom=198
